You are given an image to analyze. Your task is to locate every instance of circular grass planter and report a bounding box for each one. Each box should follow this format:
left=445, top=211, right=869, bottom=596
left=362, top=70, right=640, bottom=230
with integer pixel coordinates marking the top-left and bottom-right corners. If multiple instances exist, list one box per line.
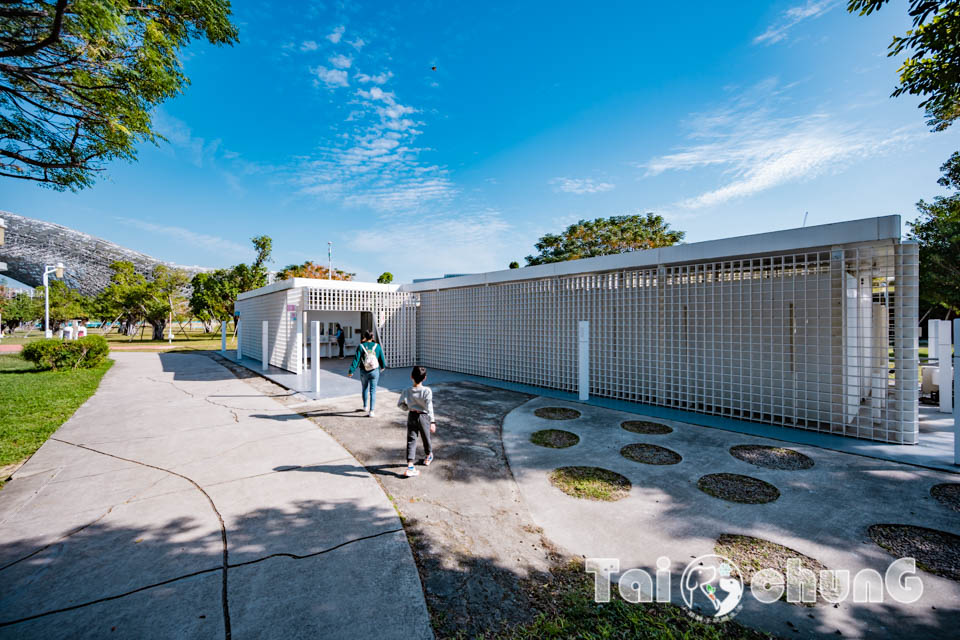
left=697, top=473, right=780, bottom=504
left=869, top=524, right=960, bottom=582
left=530, top=429, right=580, bottom=449
left=549, top=466, right=631, bottom=502
left=931, top=484, right=960, bottom=513
left=620, top=443, right=682, bottom=465
left=715, top=533, right=830, bottom=606
left=534, top=407, right=581, bottom=421
left=730, top=445, right=814, bottom=471
left=621, top=420, right=673, bottom=435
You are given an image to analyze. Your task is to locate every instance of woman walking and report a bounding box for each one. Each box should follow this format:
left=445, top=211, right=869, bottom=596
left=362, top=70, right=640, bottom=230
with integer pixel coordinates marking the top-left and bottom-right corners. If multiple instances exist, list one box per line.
left=347, top=330, right=386, bottom=417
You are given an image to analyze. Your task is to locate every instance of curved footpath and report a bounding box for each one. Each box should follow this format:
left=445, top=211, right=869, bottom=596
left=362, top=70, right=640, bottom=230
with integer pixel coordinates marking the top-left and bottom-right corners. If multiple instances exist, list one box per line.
left=0, top=352, right=432, bottom=640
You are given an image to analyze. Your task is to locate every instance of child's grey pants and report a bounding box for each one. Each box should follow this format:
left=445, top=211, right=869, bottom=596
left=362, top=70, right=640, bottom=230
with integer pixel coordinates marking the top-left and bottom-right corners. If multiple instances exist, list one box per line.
left=406, top=411, right=433, bottom=463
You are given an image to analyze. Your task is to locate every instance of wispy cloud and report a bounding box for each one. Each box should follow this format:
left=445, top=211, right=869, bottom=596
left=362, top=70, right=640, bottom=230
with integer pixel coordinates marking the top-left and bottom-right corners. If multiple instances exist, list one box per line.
left=644, top=106, right=920, bottom=209
left=348, top=38, right=365, bottom=50
left=115, top=218, right=249, bottom=258
left=754, top=1, right=838, bottom=45
left=329, top=54, right=352, bottom=69
left=326, top=25, right=345, bottom=44
left=356, top=71, right=392, bottom=85
left=549, top=177, right=615, bottom=195
left=153, top=111, right=220, bottom=168
left=300, top=40, right=319, bottom=52
left=314, top=66, right=349, bottom=88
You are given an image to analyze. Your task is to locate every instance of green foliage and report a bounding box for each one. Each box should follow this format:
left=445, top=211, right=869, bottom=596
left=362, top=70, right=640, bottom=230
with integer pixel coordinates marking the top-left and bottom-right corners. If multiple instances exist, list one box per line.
left=96, top=260, right=189, bottom=340
left=0, top=0, right=239, bottom=189
left=509, top=261, right=520, bottom=269
left=22, top=335, right=109, bottom=370
left=0, top=292, right=41, bottom=330
left=525, top=213, right=684, bottom=266
left=34, top=279, right=92, bottom=329
left=848, top=0, right=960, bottom=131
left=189, top=235, right=274, bottom=326
left=907, top=153, right=960, bottom=315
left=276, top=261, right=353, bottom=281
left=377, top=271, right=394, bottom=284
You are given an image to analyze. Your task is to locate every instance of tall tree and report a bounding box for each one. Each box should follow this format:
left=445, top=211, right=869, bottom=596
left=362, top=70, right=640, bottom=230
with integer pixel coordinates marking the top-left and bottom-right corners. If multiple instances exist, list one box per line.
left=908, top=152, right=960, bottom=316
left=34, top=279, right=90, bottom=330
left=96, top=260, right=147, bottom=335
left=189, top=269, right=239, bottom=331
left=0, top=0, right=238, bottom=189
left=848, top=1, right=960, bottom=131
left=142, top=264, right=188, bottom=340
left=0, top=291, right=41, bottom=331
left=525, top=213, right=684, bottom=266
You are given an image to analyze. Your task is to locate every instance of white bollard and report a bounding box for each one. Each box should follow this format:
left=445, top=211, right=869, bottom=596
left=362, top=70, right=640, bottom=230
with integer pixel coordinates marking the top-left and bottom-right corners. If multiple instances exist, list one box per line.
left=311, top=321, right=321, bottom=394
left=236, top=319, right=242, bottom=360
left=937, top=319, right=952, bottom=414
left=578, top=320, right=589, bottom=402
left=220, top=321, right=226, bottom=354
left=953, top=318, right=959, bottom=465
left=262, top=320, right=269, bottom=372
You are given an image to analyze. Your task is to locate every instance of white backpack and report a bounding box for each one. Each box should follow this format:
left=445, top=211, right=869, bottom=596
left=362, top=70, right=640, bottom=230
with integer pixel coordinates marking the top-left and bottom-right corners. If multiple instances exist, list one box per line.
left=361, top=343, right=379, bottom=371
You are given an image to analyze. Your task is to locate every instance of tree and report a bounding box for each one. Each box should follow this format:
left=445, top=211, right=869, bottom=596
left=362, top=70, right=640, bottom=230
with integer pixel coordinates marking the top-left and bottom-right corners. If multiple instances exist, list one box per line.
left=508, top=261, right=520, bottom=269
left=907, top=152, right=960, bottom=316
left=34, top=279, right=90, bottom=331
left=189, top=269, right=239, bottom=331
left=97, top=260, right=188, bottom=339
left=0, top=0, right=238, bottom=190
left=96, top=260, right=147, bottom=335
left=0, top=291, right=41, bottom=331
left=231, top=235, right=273, bottom=292
left=377, top=272, right=393, bottom=284
left=848, top=1, right=960, bottom=131
left=142, top=265, right=189, bottom=340
left=277, top=261, right=354, bottom=281
left=525, top=213, right=684, bottom=266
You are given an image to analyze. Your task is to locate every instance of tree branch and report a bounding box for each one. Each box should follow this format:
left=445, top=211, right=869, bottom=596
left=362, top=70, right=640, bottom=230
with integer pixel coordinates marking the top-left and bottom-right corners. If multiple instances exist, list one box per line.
left=0, top=0, right=69, bottom=59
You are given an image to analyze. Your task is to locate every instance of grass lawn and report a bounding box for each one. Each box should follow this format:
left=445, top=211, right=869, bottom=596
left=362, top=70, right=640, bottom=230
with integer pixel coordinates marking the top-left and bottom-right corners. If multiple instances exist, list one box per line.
left=2, top=327, right=236, bottom=352
left=0, top=353, right=113, bottom=484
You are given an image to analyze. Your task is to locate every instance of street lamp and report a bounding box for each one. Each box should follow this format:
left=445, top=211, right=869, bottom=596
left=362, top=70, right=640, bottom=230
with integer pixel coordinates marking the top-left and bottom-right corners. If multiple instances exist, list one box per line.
left=43, top=262, right=64, bottom=338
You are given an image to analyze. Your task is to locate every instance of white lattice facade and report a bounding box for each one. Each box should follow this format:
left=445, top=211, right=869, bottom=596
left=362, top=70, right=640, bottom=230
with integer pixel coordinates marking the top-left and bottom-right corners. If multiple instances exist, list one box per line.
left=235, top=216, right=919, bottom=444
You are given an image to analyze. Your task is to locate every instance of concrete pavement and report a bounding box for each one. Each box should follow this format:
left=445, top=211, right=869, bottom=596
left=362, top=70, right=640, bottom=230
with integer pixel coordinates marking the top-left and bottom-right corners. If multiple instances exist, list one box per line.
left=0, top=352, right=432, bottom=639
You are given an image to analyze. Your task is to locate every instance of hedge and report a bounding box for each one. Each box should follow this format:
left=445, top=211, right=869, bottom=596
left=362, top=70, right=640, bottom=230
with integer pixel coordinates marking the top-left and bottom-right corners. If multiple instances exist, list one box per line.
left=22, top=335, right=110, bottom=370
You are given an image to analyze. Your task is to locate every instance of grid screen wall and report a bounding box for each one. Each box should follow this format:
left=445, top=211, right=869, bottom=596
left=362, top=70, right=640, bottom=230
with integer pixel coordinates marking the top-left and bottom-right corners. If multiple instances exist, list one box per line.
left=417, top=241, right=918, bottom=444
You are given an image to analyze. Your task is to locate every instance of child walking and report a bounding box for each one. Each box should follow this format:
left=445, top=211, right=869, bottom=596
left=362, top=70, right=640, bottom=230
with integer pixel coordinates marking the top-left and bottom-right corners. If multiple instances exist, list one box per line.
left=397, top=366, right=436, bottom=477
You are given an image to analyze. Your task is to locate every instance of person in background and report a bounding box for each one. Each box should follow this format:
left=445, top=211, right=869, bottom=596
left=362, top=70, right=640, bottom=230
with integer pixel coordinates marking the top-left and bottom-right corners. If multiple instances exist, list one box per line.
left=397, top=366, right=436, bottom=477
left=335, top=323, right=345, bottom=359
left=347, top=330, right=386, bottom=417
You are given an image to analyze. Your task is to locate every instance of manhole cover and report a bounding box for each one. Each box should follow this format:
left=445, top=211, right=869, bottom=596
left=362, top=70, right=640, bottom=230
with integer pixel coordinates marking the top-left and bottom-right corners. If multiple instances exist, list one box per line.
left=620, top=443, right=682, bottom=465
left=621, top=420, right=672, bottom=435
left=549, top=466, right=631, bottom=501
left=730, top=445, right=814, bottom=470
left=697, top=473, right=780, bottom=504
left=530, top=429, right=580, bottom=449
left=534, top=407, right=581, bottom=420
left=868, top=524, right=960, bottom=582
left=931, top=484, right=960, bottom=513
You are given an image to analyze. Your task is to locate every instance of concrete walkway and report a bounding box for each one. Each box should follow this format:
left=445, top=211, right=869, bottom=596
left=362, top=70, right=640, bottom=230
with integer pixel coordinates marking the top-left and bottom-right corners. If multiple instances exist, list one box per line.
left=0, top=352, right=432, bottom=639
left=503, top=397, right=960, bottom=639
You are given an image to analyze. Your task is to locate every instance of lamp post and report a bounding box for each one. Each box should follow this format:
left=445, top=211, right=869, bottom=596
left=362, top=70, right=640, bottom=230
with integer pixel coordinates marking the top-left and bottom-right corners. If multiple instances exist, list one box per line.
left=43, top=263, right=64, bottom=338
left=327, top=241, right=333, bottom=280
left=0, top=218, right=6, bottom=342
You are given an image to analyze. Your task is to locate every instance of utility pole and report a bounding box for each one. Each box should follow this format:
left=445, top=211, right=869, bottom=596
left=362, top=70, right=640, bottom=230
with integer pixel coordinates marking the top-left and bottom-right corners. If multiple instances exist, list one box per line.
left=328, top=241, right=333, bottom=280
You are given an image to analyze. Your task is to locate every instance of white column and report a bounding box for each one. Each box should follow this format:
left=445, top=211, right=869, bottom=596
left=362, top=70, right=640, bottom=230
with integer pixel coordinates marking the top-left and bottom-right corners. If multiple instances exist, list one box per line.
left=261, top=320, right=269, bottom=372
left=953, top=318, right=959, bottom=465
left=311, top=321, right=321, bottom=394
left=220, top=321, right=226, bottom=354
left=936, top=319, right=952, bottom=414
left=236, top=318, right=242, bottom=360
left=578, top=320, right=589, bottom=402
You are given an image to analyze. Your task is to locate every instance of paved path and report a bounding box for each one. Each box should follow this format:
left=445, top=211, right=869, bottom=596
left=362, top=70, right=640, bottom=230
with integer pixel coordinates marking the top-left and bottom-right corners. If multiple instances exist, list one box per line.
left=0, top=352, right=432, bottom=639
left=503, top=397, right=960, bottom=639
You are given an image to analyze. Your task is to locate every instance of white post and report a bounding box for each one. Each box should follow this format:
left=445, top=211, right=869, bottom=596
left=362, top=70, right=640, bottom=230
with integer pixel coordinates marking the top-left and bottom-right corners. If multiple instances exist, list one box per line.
left=236, top=318, right=242, bottom=360
left=578, top=320, right=589, bottom=402
left=220, top=321, right=226, bottom=354
left=953, top=318, right=959, bottom=465
left=43, top=269, right=51, bottom=338
left=937, top=319, right=952, bottom=414
left=261, top=320, right=269, bottom=372
left=311, top=321, right=321, bottom=394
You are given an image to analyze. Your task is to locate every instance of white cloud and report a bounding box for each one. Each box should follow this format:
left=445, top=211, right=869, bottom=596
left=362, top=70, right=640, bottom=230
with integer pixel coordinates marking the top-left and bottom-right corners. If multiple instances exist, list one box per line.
left=301, top=40, right=319, bottom=51
left=152, top=111, right=221, bottom=168
left=356, top=71, right=392, bottom=85
left=644, top=107, right=920, bottom=209
left=314, top=66, right=349, bottom=88
left=115, top=218, right=249, bottom=258
left=326, top=25, right=345, bottom=43
left=754, top=1, right=838, bottom=45
left=549, top=177, right=615, bottom=194
left=329, top=54, right=352, bottom=69
left=348, top=38, right=365, bottom=50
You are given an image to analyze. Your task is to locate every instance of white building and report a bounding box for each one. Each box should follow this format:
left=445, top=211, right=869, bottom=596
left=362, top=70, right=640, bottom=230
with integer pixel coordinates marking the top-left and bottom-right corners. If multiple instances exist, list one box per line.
left=235, top=216, right=918, bottom=444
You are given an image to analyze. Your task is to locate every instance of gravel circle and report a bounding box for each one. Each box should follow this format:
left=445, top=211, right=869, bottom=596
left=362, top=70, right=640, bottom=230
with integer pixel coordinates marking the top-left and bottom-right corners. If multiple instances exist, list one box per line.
left=530, top=429, right=580, bottom=449
left=534, top=407, right=581, bottom=420
left=549, top=466, right=631, bottom=502
left=868, top=524, right=960, bottom=581
left=621, top=420, right=673, bottom=435
left=620, top=443, right=682, bottom=465
left=697, top=473, right=780, bottom=504
left=931, top=484, right=960, bottom=513
left=729, top=445, right=814, bottom=470
left=715, top=533, right=830, bottom=606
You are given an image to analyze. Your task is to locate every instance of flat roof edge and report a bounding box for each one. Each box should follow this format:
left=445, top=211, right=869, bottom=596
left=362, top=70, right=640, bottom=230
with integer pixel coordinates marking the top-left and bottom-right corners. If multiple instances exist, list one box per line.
left=237, top=277, right=401, bottom=301
left=398, top=215, right=901, bottom=292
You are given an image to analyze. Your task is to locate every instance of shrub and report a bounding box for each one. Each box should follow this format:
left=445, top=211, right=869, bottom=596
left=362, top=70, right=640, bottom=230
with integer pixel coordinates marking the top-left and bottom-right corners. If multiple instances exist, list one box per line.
left=22, top=336, right=110, bottom=370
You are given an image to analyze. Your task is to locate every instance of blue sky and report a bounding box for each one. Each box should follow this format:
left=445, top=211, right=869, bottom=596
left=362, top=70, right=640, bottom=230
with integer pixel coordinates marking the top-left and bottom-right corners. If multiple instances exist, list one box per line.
left=3, top=0, right=959, bottom=284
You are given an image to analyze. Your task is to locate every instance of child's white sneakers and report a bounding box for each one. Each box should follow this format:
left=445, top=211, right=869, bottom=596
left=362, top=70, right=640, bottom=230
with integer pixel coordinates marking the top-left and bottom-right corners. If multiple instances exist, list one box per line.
left=405, top=465, right=419, bottom=477
left=368, top=410, right=376, bottom=417
left=424, top=453, right=434, bottom=466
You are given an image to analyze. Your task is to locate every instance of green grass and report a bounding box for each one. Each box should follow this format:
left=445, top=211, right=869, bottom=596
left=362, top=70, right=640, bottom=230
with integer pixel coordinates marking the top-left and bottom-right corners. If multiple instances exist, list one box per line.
left=549, top=466, right=631, bottom=501
left=3, top=327, right=235, bottom=352
left=498, top=560, right=774, bottom=640
left=530, top=429, right=580, bottom=449
left=0, top=353, right=113, bottom=480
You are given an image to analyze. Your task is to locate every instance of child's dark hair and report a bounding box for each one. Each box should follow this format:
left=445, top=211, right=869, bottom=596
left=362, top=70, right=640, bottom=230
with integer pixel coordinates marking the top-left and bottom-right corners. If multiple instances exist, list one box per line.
left=361, top=329, right=373, bottom=341
left=411, top=366, right=427, bottom=383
